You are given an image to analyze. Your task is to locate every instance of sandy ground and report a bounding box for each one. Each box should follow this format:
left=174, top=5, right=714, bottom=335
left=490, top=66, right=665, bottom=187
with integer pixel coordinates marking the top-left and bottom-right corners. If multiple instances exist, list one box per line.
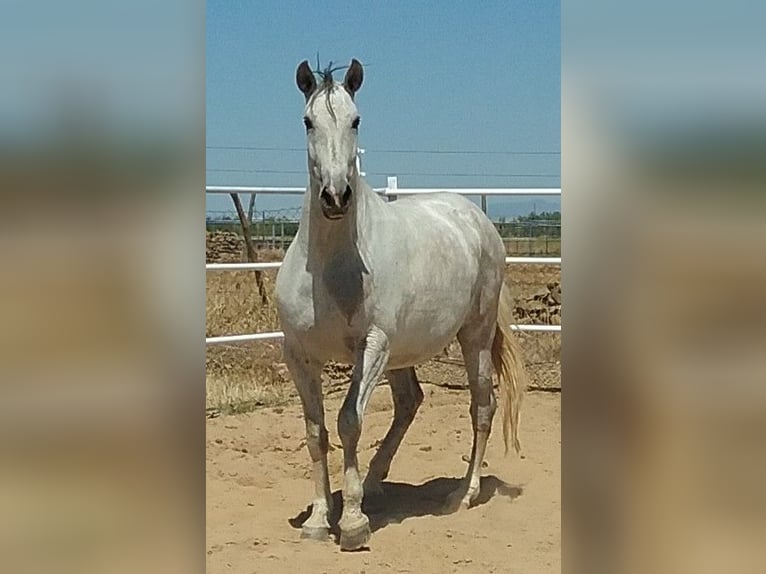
left=206, top=383, right=560, bottom=573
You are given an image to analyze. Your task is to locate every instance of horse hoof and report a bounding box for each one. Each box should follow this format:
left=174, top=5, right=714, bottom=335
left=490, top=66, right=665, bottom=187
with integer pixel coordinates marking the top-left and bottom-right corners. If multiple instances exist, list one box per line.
left=339, top=518, right=371, bottom=551
left=300, top=525, right=331, bottom=541
left=461, top=487, right=481, bottom=509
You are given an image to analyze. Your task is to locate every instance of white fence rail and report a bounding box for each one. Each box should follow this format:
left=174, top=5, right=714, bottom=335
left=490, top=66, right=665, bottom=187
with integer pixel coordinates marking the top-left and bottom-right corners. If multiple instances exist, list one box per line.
left=206, top=179, right=561, bottom=344
left=205, top=183, right=562, bottom=197
left=207, top=323, right=561, bottom=346
left=206, top=257, right=561, bottom=272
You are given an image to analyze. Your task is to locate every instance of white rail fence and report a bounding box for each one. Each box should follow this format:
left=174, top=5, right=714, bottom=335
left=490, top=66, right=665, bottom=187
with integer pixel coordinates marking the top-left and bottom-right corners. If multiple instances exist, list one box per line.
left=206, top=178, right=561, bottom=345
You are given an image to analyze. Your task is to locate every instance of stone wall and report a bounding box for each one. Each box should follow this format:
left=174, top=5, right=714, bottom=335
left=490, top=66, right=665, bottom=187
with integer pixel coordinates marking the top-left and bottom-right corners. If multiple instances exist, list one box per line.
left=514, top=280, right=561, bottom=325
left=206, top=231, right=245, bottom=263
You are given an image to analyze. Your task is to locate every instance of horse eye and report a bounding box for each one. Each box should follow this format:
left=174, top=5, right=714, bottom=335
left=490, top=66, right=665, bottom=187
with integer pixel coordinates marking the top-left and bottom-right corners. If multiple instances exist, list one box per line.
left=303, top=117, right=313, bottom=131
left=351, top=117, right=360, bottom=130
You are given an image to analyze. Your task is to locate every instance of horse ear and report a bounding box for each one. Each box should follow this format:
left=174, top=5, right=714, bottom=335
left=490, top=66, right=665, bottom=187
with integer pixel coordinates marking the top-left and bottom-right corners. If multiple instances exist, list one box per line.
left=296, top=60, right=316, bottom=99
left=343, top=59, right=364, bottom=98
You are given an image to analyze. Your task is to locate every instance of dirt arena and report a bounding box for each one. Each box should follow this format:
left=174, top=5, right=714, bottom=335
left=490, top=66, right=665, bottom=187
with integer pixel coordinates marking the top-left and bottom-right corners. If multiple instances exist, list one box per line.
left=206, top=385, right=560, bottom=573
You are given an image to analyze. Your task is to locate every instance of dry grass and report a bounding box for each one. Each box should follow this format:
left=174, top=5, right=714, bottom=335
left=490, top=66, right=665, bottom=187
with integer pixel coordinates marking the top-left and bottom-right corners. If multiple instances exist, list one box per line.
left=206, top=250, right=287, bottom=413
left=206, top=250, right=561, bottom=414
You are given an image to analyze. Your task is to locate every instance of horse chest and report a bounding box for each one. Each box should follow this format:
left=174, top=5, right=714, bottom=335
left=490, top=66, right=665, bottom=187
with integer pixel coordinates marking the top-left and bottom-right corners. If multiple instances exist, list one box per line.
left=280, top=264, right=369, bottom=361
left=300, top=304, right=364, bottom=364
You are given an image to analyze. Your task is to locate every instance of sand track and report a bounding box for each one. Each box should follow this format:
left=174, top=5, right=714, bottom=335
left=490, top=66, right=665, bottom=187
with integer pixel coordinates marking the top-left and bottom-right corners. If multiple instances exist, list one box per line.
left=207, top=386, right=560, bottom=573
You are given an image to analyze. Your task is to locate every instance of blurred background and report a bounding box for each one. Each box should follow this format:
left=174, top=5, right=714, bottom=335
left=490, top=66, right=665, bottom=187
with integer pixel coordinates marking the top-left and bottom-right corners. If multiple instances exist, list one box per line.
left=0, top=1, right=203, bottom=573
left=2, top=0, right=765, bottom=572
left=564, top=1, right=766, bottom=572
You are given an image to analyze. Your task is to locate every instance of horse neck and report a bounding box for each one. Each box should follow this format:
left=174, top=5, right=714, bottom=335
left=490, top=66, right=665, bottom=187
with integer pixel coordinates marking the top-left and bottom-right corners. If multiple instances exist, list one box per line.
left=300, top=173, right=382, bottom=263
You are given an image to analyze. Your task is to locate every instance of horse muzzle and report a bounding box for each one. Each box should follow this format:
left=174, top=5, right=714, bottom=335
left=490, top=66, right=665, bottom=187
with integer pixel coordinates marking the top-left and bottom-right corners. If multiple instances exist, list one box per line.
left=319, top=184, right=353, bottom=219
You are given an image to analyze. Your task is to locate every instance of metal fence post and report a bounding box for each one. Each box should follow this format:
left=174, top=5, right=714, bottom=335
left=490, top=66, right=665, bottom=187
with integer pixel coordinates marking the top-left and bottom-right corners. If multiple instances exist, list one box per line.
left=387, top=176, right=398, bottom=202
left=261, top=211, right=266, bottom=250
left=356, top=147, right=366, bottom=177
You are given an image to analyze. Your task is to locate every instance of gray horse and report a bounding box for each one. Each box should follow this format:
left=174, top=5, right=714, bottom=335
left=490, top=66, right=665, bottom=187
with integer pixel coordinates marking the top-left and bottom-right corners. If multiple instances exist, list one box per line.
left=275, top=59, right=526, bottom=551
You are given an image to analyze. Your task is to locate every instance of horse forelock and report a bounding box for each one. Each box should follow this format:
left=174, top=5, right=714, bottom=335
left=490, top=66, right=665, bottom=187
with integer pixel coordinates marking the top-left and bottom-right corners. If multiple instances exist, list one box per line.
left=306, top=81, right=356, bottom=124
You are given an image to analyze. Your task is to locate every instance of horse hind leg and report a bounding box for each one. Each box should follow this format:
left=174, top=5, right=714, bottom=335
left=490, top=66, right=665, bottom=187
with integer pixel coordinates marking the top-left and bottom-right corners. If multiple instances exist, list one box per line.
left=453, top=323, right=497, bottom=509
left=363, top=367, right=424, bottom=496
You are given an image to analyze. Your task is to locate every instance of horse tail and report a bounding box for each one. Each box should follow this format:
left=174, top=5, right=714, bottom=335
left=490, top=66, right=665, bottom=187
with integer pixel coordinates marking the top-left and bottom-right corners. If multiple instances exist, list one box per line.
left=491, top=282, right=528, bottom=455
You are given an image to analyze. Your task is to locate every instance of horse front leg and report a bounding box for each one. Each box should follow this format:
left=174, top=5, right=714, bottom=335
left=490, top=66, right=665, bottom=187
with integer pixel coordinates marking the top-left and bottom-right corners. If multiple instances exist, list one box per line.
left=283, top=340, right=332, bottom=540
left=337, top=326, right=390, bottom=551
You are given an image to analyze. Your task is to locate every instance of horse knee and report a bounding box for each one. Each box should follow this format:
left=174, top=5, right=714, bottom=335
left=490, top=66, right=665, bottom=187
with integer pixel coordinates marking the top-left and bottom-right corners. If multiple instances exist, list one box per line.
left=305, top=421, right=329, bottom=460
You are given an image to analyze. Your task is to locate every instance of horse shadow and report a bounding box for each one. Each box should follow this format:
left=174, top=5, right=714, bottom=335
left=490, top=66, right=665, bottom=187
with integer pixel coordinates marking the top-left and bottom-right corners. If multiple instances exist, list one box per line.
left=288, top=475, right=522, bottom=541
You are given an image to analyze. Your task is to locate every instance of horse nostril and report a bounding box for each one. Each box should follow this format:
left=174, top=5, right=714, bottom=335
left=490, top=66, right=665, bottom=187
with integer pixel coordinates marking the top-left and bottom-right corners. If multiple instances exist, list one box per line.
left=341, top=185, right=352, bottom=206
left=320, top=187, right=334, bottom=206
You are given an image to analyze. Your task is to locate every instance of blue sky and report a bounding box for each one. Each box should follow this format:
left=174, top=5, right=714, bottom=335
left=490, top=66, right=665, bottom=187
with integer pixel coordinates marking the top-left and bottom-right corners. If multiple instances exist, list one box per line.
left=206, top=1, right=560, bottom=218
